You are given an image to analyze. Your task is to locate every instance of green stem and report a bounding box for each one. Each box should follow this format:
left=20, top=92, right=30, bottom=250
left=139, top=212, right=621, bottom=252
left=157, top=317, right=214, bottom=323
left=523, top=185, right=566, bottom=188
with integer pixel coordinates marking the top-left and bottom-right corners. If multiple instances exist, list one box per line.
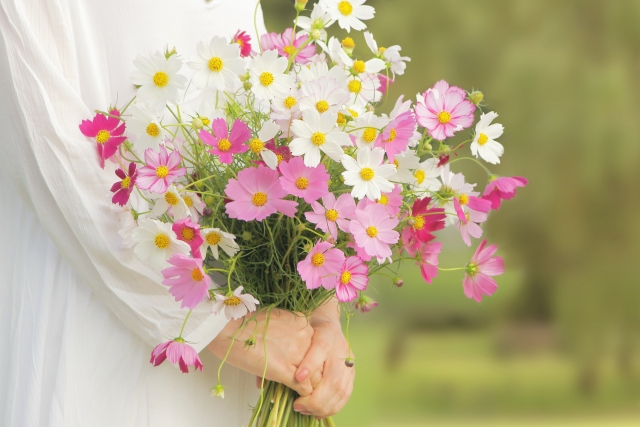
left=177, top=310, right=193, bottom=339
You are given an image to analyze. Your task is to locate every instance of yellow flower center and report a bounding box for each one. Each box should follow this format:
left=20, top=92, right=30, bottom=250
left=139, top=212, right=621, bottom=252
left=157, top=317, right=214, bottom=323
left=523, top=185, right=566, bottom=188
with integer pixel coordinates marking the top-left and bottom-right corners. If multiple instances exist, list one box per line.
left=360, top=167, right=375, bottom=181
left=326, top=209, right=339, bottom=221
left=342, top=37, right=355, bottom=49
left=250, top=138, right=264, bottom=154
left=348, top=80, right=362, bottom=94
left=458, top=194, right=469, bottom=205
left=437, top=111, right=451, bottom=124
left=153, top=71, right=169, bottom=87
left=208, top=57, right=223, bottom=72
left=378, top=47, right=387, bottom=54
left=206, top=231, right=222, bottom=246
left=311, top=253, right=325, bottom=266
left=353, top=60, right=366, bottom=74
left=276, top=154, right=285, bottom=164
left=96, top=130, right=111, bottom=144
left=237, top=39, right=245, bottom=48
left=477, top=133, right=489, bottom=146
left=340, top=271, right=352, bottom=285
left=295, top=177, right=309, bottom=189
left=386, top=128, right=397, bottom=142
left=378, top=194, right=389, bottom=205
left=164, top=191, right=179, bottom=206
left=311, top=132, right=326, bottom=146
left=337, top=113, right=347, bottom=125
left=224, top=296, right=242, bottom=306
left=347, top=108, right=359, bottom=118
left=362, top=128, right=377, bottom=143
left=156, top=165, right=169, bottom=178
left=191, top=268, right=204, bottom=281
left=181, top=227, right=195, bottom=242
left=283, top=45, right=296, bottom=56
left=182, top=196, right=193, bottom=207
left=414, top=170, right=425, bottom=185
left=366, top=226, right=378, bottom=238
left=121, top=176, right=131, bottom=189
left=316, top=100, right=330, bottom=113
left=201, top=117, right=211, bottom=126
left=146, top=123, right=160, bottom=137
left=413, top=216, right=425, bottom=230
left=252, top=192, right=267, bottom=206
left=284, top=96, right=297, bottom=109
left=154, top=233, right=170, bottom=249
left=218, top=138, right=231, bottom=152
left=393, top=159, right=399, bottom=168
left=338, top=1, right=353, bottom=15
left=259, top=72, right=275, bottom=87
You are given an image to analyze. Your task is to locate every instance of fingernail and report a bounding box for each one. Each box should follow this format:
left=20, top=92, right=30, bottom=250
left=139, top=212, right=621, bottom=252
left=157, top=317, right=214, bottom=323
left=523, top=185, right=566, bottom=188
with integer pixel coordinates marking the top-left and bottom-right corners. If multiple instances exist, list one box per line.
left=294, top=405, right=306, bottom=412
left=297, top=369, right=309, bottom=381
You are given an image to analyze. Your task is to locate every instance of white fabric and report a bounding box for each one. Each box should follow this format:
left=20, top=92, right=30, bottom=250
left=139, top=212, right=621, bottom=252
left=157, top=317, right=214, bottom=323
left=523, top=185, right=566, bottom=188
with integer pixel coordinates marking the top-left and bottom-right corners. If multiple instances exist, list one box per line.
left=0, top=0, right=265, bottom=425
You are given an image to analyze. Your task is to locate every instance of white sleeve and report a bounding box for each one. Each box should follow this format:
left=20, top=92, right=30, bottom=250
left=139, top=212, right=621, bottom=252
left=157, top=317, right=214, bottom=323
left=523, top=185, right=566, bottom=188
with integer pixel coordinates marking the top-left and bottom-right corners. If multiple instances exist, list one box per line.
left=0, top=0, right=267, bottom=352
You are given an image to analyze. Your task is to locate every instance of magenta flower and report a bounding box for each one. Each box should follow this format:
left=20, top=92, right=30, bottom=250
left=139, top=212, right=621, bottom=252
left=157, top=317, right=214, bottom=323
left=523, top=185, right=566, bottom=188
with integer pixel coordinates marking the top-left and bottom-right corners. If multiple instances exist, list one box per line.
left=335, top=256, right=369, bottom=302
left=137, top=146, right=187, bottom=193
left=350, top=204, right=399, bottom=261
left=79, top=109, right=126, bottom=168
left=297, top=241, right=345, bottom=290
left=200, top=118, right=251, bottom=164
left=110, top=162, right=137, bottom=206
left=453, top=198, right=488, bottom=247
left=416, top=242, right=442, bottom=284
left=378, top=74, right=393, bottom=95
left=482, top=176, right=528, bottom=210
left=266, top=29, right=316, bottom=65
left=377, top=111, right=415, bottom=162
left=172, top=218, right=205, bottom=258
left=463, top=239, right=505, bottom=302
left=360, top=184, right=403, bottom=216
left=233, top=30, right=253, bottom=58
left=305, top=193, right=356, bottom=240
left=401, top=198, right=446, bottom=256
left=279, top=157, right=330, bottom=204
left=415, top=80, right=475, bottom=141
left=150, top=339, right=204, bottom=373
left=161, top=254, right=210, bottom=309
left=225, top=165, right=298, bottom=221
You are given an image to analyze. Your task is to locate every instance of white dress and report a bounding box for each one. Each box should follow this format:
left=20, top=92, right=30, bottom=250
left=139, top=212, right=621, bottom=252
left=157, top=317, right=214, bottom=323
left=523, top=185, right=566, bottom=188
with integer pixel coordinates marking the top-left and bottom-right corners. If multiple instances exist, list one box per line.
left=0, top=1, right=265, bottom=425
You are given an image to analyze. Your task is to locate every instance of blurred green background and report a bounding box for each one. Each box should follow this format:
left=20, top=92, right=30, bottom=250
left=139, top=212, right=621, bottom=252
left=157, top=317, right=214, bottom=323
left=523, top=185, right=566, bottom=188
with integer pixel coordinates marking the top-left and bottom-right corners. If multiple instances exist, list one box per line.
left=264, top=0, right=640, bottom=425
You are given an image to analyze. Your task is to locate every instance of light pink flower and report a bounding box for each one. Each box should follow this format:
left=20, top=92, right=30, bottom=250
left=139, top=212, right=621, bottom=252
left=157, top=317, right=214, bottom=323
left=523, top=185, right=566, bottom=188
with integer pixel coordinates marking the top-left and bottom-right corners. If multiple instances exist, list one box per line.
left=172, top=218, right=205, bottom=258
left=377, top=74, right=392, bottom=95
left=415, top=80, right=475, bottom=141
left=150, top=339, right=204, bottom=373
left=137, top=146, right=187, bottom=194
left=453, top=198, right=489, bottom=247
left=225, top=165, right=298, bottom=221
left=376, top=111, right=415, bottom=162
left=265, top=29, right=316, bottom=65
left=335, top=256, right=369, bottom=302
left=211, top=286, right=260, bottom=320
left=110, top=162, right=137, bottom=207
left=297, top=241, right=345, bottom=290
left=416, top=242, right=442, bottom=284
left=482, top=176, right=528, bottom=210
left=305, top=193, right=356, bottom=239
left=279, top=157, right=330, bottom=204
left=463, top=239, right=505, bottom=302
left=79, top=109, right=126, bottom=168
left=360, top=184, right=403, bottom=216
left=161, top=254, right=210, bottom=309
left=199, top=118, right=251, bottom=164
left=233, top=30, right=253, bottom=58
left=401, top=198, right=446, bottom=256
left=350, top=204, right=399, bottom=261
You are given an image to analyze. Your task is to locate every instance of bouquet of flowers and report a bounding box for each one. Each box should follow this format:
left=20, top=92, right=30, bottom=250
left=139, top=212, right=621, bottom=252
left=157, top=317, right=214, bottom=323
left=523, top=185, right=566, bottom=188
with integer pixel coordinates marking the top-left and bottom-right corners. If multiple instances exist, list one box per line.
left=79, top=0, right=527, bottom=425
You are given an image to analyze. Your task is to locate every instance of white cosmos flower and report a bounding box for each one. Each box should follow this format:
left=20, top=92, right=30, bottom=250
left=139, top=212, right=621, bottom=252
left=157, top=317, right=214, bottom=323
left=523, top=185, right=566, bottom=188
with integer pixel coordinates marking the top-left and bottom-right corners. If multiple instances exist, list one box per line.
left=132, top=218, right=190, bottom=271
left=249, top=49, right=294, bottom=101
left=391, top=149, right=421, bottom=183
left=299, top=76, right=350, bottom=116
left=201, top=228, right=239, bottom=260
left=383, top=45, right=410, bottom=77
left=127, top=105, right=166, bottom=152
left=320, top=0, right=375, bottom=33
left=352, top=112, right=389, bottom=150
left=188, top=36, right=246, bottom=92
left=346, top=73, right=381, bottom=108
left=297, top=3, right=333, bottom=42
left=271, top=87, right=302, bottom=137
left=181, top=191, right=205, bottom=221
left=470, top=111, right=504, bottom=164
left=149, top=185, right=190, bottom=220
left=290, top=109, right=351, bottom=167
left=342, top=147, right=395, bottom=200
left=250, top=120, right=280, bottom=169
left=439, top=165, right=479, bottom=226
left=412, top=158, right=442, bottom=198
left=211, top=286, right=259, bottom=320
left=130, top=52, right=187, bottom=111
left=337, top=49, right=385, bottom=76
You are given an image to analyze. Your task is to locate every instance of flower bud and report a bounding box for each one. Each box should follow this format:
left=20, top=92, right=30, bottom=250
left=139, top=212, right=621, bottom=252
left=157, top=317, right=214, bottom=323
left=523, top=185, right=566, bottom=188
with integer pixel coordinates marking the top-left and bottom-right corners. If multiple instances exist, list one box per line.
left=424, top=142, right=433, bottom=151
left=345, top=358, right=355, bottom=368
left=243, top=338, right=256, bottom=349
left=164, top=46, right=177, bottom=59
left=297, top=223, right=306, bottom=232
left=191, top=117, right=204, bottom=129
left=243, top=80, right=252, bottom=91
left=211, top=384, right=225, bottom=399
left=303, top=242, right=313, bottom=252
left=341, top=37, right=355, bottom=56
left=204, top=195, right=215, bottom=205
left=203, top=207, right=213, bottom=217
left=354, top=295, right=378, bottom=313
left=294, top=0, right=308, bottom=11
left=393, top=277, right=404, bottom=288
left=310, top=29, right=323, bottom=41
left=241, top=231, right=252, bottom=241
left=469, top=90, right=484, bottom=106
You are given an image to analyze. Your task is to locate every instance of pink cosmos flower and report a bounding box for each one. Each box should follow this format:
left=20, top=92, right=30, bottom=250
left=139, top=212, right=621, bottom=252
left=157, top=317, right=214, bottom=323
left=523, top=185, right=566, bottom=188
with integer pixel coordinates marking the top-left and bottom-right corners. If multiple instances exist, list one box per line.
left=110, top=162, right=137, bottom=207
left=350, top=204, right=399, bottom=261
left=264, top=29, right=316, bottom=65
left=79, top=109, right=126, bottom=168
left=137, top=146, right=187, bottom=194
left=463, top=239, right=505, bottom=302
left=297, top=241, right=345, bottom=290
left=233, top=30, right=253, bottom=58
left=225, top=165, right=298, bottom=221
left=305, top=193, right=356, bottom=240
left=161, top=254, right=210, bottom=309
left=335, top=256, right=369, bottom=303
left=415, top=80, right=475, bottom=141
left=416, top=242, right=442, bottom=284
left=453, top=198, right=489, bottom=247
left=172, top=218, right=205, bottom=258
left=199, top=118, right=251, bottom=164
left=377, top=111, right=415, bottom=162
left=360, top=184, right=403, bottom=216
left=150, top=339, right=204, bottom=373
left=482, top=176, right=528, bottom=210
left=401, top=198, right=446, bottom=256
left=279, top=157, right=330, bottom=204
left=211, top=286, right=260, bottom=320
left=378, top=74, right=393, bottom=95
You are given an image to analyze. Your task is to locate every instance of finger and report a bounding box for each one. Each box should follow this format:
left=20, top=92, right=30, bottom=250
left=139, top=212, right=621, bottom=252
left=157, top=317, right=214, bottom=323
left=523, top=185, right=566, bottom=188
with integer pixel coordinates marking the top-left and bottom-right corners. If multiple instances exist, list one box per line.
left=295, top=333, right=333, bottom=383
left=326, top=368, right=355, bottom=417
left=293, top=358, right=345, bottom=416
left=255, top=376, right=263, bottom=389
left=310, top=369, right=322, bottom=389
left=283, top=367, right=314, bottom=397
